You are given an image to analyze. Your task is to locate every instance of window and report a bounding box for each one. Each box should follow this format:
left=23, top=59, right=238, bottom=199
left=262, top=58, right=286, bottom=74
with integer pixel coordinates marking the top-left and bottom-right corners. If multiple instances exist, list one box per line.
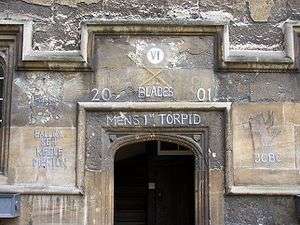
left=157, top=141, right=193, bottom=155
left=0, top=65, right=4, bottom=125
left=0, top=61, right=9, bottom=174
left=0, top=64, right=4, bottom=173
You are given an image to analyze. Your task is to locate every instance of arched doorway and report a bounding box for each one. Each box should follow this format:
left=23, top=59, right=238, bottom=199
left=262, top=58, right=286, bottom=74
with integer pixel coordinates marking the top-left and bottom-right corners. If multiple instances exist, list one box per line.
left=114, top=140, right=198, bottom=225
left=78, top=103, right=226, bottom=225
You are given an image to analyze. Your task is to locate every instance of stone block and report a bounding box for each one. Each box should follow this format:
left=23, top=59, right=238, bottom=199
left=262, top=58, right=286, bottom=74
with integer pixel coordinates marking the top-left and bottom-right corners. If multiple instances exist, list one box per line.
left=93, top=67, right=216, bottom=102
left=232, top=103, right=300, bottom=188
left=284, top=103, right=300, bottom=125
left=249, top=73, right=296, bottom=102
left=295, top=125, right=300, bottom=169
left=30, top=195, right=84, bottom=225
left=95, top=35, right=215, bottom=71
left=8, top=127, right=76, bottom=186
left=209, top=169, right=224, bottom=225
left=232, top=124, right=253, bottom=168
left=232, top=103, right=284, bottom=126
left=249, top=0, right=274, bottom=22
left=216, top=73, right=250, bottom=102
left=234, top=169, right=300, bottom=186
left=225, top=196, right=299, bottom=225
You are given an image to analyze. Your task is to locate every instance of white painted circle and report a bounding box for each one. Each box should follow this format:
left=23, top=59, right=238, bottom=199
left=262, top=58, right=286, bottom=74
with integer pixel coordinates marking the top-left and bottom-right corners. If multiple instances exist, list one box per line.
left=146, top=47, right=165, bottom=64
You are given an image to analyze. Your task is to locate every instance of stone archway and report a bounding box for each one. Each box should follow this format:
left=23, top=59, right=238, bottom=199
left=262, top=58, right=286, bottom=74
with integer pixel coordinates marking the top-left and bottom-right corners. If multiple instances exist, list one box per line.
left=114, top=139, right=197, bottom=225
left=77, top=102, right=230, bottom=225
left=112, top=133, right=209, bottom=225
left=84, top=133, right=208, bottom=225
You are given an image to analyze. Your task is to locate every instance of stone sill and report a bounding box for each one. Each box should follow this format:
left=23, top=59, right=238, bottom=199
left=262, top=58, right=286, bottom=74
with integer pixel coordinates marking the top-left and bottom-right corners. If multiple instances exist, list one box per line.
left=228, top=186, right=300, bottom=195
left=0, top=183, right=83, bottom=195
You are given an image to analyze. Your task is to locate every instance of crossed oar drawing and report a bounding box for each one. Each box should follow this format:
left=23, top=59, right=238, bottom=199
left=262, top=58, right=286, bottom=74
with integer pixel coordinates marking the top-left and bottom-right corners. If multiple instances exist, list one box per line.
left=127, top=52, right=169, bottom=86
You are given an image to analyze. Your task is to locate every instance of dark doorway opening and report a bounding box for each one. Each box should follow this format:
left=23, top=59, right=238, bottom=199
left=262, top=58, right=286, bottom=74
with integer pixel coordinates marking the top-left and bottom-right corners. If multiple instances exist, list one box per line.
left=114, top=141, right=195, bottom=225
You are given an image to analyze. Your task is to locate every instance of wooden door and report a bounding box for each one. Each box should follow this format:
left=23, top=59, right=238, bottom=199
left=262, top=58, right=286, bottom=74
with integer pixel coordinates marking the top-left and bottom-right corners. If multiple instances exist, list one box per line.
left=115, top=154, right=148, bottom=225
left=114, top=144, right=194, bottom=225
left=150, top=156, right=194, bottom=225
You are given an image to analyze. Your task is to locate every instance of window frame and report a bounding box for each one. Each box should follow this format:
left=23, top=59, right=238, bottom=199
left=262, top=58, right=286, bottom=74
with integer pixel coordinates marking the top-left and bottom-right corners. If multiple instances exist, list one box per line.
left=0, top=54, right=12, bottom=175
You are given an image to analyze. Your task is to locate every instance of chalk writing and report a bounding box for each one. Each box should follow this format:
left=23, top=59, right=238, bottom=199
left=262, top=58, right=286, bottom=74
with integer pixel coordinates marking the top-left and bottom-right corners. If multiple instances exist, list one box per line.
left=255, top=153, right=281, bottom=163
left=138, top=86, right=174, bottom=99
left=33, top=129, right=63, bottom=139
left=91, top=88, right=111, bottom=101
left=197, top=88, right=212, bottom=102
left=106, top=113, right=201, bottom=126
left=32, top=129, right=67, bottom=169
left=249, top=111, right=282, bottom=167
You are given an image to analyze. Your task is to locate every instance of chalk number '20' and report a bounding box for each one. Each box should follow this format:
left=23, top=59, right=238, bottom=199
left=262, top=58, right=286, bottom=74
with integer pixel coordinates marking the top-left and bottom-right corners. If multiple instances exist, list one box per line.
left=197, top=88, right=212, bottom=102
left=91, top=88, right=111, bottom=101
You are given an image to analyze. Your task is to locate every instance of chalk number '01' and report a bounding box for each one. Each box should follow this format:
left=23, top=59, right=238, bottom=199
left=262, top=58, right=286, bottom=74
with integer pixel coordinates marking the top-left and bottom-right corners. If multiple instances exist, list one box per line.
left=197, top=88, right=212, bottom=102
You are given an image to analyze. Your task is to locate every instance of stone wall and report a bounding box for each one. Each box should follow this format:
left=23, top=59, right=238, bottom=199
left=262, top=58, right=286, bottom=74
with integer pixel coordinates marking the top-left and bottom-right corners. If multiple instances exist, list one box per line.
left=0, top=1, right=299, bottom=225
left=225, top=196, right=298, bottom=225
left=0, top=0, right=299, bottom=52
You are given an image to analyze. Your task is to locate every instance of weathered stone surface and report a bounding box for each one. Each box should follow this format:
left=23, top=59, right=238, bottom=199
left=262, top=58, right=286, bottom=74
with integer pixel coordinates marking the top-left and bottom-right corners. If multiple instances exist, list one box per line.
left=85, top=170, right=113, bottom=225
left=0, top=195, right=84, bottom=225
left=216, top=73, right=251, bottom=102
left=30, top=195, right=84, bottom=225
left=225, top=196, right=298, bottom=225
left=0, top=1, right=299, bottom=224
left=249, top=73, right=296, bottom=102
left=234, top=168, right=300, bottom=185
left=8, top=127, right=76, bottom=186
left=22, top=0, right=102, bottom=7
left=289, top=0, right=300, bottom=15
left=95, top=36, right=215, bottom=70
left=0, top=0, right=292, bottom=51
left=22, top=0, right=53, bottom=6
left=209, top=169, right=224, bottom=225
left=283, top=103, right=300, bottom=125
left=232, top=103, right=300, bottom=187
left=295, top=125, right=300, bottom=169
left=93, top=35, right=217, bottom=102
left=249, top=0, right=274, bottom=22
left=216, top=72, right=297, bottom=102
left=11, top=71, right=90, bottom=126
left=229, top=24, right=284, bottom=51
left=198, top=0, right=246, bottom=17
